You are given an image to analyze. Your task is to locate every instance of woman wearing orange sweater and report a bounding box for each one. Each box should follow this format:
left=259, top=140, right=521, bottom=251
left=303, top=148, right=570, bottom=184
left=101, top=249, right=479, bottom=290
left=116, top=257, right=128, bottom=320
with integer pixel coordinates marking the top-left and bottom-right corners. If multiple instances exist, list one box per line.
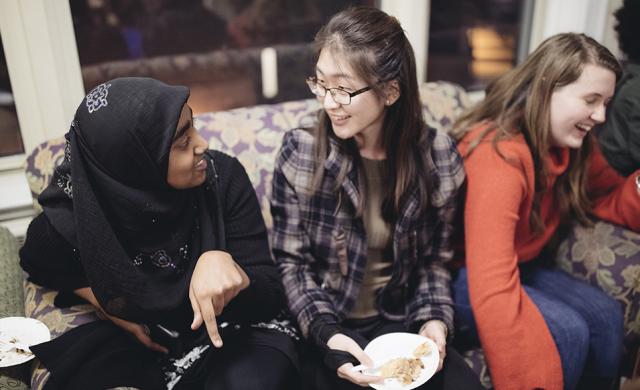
left=450, top=33, right=640, bottom=390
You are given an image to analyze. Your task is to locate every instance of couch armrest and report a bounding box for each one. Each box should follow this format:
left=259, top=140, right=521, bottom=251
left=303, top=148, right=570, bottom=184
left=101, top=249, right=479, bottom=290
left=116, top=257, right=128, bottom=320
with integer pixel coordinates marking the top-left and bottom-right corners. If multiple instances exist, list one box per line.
left=0, top=226, right=29, bottom=389
left=0, top=226, right=24, bottom=318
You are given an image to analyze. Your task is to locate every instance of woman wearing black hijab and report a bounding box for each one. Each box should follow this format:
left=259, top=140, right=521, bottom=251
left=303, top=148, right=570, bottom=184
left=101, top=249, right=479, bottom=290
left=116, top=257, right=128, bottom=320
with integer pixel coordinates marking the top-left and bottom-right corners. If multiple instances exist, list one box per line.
left=20, top=77, right=299, bottom=389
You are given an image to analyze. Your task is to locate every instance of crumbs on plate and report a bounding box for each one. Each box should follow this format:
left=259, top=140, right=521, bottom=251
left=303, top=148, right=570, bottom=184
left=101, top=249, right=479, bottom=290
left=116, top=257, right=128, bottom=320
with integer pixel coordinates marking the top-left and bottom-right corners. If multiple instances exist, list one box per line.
left=378, top=342, right=432, bottom=384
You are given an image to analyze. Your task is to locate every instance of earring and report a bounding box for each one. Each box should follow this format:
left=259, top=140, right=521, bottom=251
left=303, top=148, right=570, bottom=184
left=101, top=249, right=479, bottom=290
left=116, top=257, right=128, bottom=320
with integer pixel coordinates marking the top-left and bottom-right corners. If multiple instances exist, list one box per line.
left=386, top=100, right=390, bottom=105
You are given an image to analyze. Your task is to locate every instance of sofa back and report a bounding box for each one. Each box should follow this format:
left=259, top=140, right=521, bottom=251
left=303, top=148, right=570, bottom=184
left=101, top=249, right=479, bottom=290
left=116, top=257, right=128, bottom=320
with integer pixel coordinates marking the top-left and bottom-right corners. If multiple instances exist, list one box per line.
left=24, top=81, right=471, bottom=228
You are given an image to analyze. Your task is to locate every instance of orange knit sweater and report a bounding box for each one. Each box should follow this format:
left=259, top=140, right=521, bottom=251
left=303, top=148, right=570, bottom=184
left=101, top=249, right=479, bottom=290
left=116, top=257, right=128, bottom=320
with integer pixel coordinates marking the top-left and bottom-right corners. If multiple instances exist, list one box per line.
left=458, top=124, right=640, bottom=390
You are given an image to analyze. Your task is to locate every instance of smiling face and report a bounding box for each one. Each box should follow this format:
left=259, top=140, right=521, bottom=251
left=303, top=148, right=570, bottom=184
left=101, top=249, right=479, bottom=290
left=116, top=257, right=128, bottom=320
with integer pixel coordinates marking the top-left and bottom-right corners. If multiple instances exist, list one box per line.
left=315, top=48, right=392, bottom=153
left=167, top=104, right=209, bottom=189
left=549, top=64, right=616, bottom=149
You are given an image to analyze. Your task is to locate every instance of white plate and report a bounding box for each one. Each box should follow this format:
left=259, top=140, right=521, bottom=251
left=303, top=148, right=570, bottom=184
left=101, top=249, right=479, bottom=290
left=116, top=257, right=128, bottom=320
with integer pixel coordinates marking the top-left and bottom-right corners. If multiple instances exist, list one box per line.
left=364, top=332, right=439, bottom=390
left=0, top=317, right=50, bottom=367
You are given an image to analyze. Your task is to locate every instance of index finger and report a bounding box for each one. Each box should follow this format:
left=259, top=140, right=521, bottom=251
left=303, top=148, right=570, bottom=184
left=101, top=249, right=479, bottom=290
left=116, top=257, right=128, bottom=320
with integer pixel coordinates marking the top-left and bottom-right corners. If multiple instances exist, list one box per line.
left=199, top=298, right=223, bottom=348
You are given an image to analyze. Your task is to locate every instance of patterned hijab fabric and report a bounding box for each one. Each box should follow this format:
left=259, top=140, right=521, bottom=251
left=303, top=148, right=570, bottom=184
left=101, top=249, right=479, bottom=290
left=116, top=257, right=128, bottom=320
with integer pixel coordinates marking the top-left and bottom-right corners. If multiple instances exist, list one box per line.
left=39, top=77, right=221, bottom=325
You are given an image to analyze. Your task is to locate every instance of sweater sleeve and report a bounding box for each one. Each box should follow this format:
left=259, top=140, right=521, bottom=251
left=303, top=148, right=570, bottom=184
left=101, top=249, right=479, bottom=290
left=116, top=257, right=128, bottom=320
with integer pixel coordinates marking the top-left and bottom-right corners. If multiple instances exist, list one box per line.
left=462, top=142, right=563, bottom=389
left=19, top=212, right=89, bottom=291
left=214, top=155, right=286, bottom=323
left=270, top=130, right=341, bottom=339
left=407, top=132, right=464, bottom=335
left=587, top=141, right=640, bottom=231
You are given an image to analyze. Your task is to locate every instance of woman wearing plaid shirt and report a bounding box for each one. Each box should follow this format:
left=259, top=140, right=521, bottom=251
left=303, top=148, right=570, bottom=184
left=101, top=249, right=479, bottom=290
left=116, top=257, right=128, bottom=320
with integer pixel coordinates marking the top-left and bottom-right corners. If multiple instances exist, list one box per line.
left=270, top=7, right=482, bottom=390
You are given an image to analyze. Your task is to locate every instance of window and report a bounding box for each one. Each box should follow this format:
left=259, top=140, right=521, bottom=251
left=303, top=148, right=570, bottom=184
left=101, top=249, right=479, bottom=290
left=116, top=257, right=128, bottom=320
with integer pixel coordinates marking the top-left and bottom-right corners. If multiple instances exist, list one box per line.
left=0, top=35, right=24, bottom=158
left=69, top=0, right=374, bottom=114
left=427, top=0, right=529, bottom=90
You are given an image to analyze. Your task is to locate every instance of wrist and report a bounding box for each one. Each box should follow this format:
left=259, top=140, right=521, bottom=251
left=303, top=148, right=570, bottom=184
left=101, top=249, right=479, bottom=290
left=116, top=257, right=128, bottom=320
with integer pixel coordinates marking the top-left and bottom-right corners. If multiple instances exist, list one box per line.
left=309, top=315, right=342, bottom=348
left=419, top=319, right=448, bottom=338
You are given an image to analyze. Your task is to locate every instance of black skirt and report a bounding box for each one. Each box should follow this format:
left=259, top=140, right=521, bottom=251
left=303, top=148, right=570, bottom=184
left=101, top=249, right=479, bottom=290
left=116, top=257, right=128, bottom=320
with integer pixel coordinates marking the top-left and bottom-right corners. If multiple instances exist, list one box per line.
left=32, top=316, right=300, bottom=390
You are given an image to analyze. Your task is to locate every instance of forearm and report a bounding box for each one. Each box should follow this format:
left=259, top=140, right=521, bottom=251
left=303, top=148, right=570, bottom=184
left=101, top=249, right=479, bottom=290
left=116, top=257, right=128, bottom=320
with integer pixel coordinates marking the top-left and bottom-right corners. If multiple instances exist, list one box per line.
left=407, top=261, right=454, bottom=335
left=308, top=313, right=344, bottom=348
left=221, top=264, right=285, bottom=323
left=74, top=286, right=99, bottom=307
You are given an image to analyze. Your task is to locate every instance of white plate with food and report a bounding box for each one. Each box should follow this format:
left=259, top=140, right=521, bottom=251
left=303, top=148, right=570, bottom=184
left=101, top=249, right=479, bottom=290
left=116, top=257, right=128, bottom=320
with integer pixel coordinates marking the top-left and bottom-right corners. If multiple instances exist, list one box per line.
left=362, top=332, right=439, bottom=390
left=0, top=317, right=50, bottom=367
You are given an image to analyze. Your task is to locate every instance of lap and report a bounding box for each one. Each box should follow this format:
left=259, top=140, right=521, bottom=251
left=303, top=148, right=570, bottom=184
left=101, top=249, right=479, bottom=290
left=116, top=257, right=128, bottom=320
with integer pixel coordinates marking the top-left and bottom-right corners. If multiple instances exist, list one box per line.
left=521, top=266, right=622, bottom=325
left=203, top=343, right=296, bottom=390
left=301, top=317, right=482, bottom=390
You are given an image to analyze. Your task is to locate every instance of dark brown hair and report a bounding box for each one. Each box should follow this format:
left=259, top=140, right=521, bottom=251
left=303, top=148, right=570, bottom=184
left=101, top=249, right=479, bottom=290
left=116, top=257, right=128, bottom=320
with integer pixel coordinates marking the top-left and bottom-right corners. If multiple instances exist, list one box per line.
left=450, top=33, right=622, bottom=232
left=311, top=6, right=431, bottom=221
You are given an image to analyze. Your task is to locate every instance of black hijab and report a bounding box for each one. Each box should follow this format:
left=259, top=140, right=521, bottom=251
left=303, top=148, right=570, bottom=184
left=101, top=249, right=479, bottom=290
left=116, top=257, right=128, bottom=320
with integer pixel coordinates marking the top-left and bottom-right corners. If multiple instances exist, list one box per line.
left=39, top=77, right=223, bottom=326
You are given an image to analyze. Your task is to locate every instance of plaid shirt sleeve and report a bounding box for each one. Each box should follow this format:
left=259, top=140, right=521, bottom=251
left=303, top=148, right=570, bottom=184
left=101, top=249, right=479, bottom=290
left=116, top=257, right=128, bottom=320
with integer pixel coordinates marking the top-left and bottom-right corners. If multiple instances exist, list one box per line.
left=270, top=130, right=340, bottom=338
left=407, top=130, right=466, bottom=336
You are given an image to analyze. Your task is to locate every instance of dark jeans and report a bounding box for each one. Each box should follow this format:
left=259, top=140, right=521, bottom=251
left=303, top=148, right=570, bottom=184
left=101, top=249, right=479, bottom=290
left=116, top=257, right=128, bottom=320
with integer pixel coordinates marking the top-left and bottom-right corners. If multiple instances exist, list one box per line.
left=452, top=265, right=624, bottom=390
left=201, top=344, right=295, bottom=390
left=301, top=316, right=483, bottom=390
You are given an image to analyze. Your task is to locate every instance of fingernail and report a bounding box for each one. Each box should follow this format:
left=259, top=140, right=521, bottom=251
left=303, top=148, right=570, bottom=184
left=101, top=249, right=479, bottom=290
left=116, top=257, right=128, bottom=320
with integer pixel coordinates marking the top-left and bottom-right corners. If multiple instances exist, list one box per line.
left=214, top=338, right=223, bottom=347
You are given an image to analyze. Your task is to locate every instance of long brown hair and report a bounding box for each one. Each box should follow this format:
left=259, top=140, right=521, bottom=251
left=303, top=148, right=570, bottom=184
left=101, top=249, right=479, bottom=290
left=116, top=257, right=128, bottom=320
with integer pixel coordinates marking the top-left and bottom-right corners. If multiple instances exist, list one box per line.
left=450, top=33, right=621, bottom=232
left=311, top=6, right=431, bottom=221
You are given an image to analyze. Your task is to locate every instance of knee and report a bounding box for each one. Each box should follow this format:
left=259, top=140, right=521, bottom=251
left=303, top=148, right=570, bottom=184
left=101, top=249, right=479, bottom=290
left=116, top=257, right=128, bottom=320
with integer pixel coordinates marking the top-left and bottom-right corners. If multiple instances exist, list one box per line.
left=551, top=309, right=590, bottom=356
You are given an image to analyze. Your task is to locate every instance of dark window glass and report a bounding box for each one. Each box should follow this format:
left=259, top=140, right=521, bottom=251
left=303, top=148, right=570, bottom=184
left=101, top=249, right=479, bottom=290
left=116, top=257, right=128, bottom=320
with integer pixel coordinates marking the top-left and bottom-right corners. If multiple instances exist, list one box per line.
left=427, top=0, right=526, bottom=90
left=0, top=35, right=24, bottom=157
left=70, top=0, right=374, bottom=113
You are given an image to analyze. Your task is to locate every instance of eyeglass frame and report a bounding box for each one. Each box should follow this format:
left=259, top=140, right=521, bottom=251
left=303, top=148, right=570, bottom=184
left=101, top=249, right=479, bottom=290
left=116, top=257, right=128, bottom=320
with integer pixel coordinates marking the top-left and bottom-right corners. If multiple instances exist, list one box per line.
left=305, top=76, right=375, bottom=105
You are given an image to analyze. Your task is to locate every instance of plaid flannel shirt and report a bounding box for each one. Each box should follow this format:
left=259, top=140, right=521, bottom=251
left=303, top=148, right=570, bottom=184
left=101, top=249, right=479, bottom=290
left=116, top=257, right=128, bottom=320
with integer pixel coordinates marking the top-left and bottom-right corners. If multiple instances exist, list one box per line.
left=270, top=128, right=465, bottom=338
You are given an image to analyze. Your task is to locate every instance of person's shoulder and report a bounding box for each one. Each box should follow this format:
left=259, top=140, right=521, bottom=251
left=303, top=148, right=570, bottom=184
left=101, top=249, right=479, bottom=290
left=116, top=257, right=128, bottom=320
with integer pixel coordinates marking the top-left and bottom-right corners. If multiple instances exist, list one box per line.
left=460, top=123, right=531, bottom=163
left=206, top=150, right=256, bottom=185
left=280, top=128, right=315, bottom=154
left=424, top=126, right=462, bottom=173
left=276, top=128, right=316, bottom=170
left=421, top=127, right=465, bottom=206
left=206, top=149, right=238, bottom=173
left=428, top=127, right=458, bottom=158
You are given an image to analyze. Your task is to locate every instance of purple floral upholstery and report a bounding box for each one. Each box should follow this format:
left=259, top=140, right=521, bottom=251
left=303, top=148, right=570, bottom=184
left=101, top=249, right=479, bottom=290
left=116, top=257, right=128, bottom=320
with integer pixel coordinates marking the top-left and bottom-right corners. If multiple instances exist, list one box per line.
left=555, top=221, right=640, bottom=376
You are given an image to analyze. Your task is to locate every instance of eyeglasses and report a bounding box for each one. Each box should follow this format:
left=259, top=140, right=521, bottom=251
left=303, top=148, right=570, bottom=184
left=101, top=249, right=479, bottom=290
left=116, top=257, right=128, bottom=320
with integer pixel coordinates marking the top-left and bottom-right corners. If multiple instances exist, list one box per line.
left=305, top=77, right=373, bottom=105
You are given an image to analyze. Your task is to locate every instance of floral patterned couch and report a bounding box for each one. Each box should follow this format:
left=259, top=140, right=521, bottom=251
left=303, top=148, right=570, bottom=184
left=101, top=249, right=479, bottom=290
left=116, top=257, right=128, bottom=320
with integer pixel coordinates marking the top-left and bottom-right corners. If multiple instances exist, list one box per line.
left=14, top=81, right=640, bottom=389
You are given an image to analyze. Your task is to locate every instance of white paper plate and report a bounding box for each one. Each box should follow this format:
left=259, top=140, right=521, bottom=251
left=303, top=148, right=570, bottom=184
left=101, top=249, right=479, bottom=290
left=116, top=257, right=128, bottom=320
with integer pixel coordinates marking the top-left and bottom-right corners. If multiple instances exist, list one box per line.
left=0, top=317, right=50, bottom=367
left=364, top=332, right=439, bottom=390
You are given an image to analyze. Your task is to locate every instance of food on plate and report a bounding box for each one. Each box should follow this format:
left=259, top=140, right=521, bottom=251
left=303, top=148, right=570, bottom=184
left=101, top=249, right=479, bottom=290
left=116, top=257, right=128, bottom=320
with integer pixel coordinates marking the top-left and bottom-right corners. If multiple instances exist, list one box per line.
left=413, top=341, right=431, bottom=357
left=376, top=341, right=433, bottom=385
left=379, top=357, right=424, bottom=385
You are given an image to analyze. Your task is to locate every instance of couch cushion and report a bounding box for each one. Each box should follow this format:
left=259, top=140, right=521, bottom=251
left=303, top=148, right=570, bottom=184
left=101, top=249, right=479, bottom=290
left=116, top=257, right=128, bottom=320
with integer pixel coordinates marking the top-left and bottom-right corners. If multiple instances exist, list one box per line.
left=0, top=227, right=29, bottom=389
left=555, top=220, right=640, bottom=376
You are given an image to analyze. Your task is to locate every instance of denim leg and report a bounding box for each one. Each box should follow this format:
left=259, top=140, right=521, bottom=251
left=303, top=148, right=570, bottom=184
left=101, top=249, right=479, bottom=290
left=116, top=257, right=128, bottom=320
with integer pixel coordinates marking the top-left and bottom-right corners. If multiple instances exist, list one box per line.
left=451, top=269, right=480, bottom=348
left=451, top=267, right=591, bottom=390
left=521, top=285, right=590, bottom=390
left=521, top=267, right=624, bottom=379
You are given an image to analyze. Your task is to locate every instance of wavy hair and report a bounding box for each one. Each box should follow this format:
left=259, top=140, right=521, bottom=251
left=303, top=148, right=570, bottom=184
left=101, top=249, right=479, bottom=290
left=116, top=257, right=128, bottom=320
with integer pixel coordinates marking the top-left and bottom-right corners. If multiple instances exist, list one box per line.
left=450, top=33, right=622, bottom=232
